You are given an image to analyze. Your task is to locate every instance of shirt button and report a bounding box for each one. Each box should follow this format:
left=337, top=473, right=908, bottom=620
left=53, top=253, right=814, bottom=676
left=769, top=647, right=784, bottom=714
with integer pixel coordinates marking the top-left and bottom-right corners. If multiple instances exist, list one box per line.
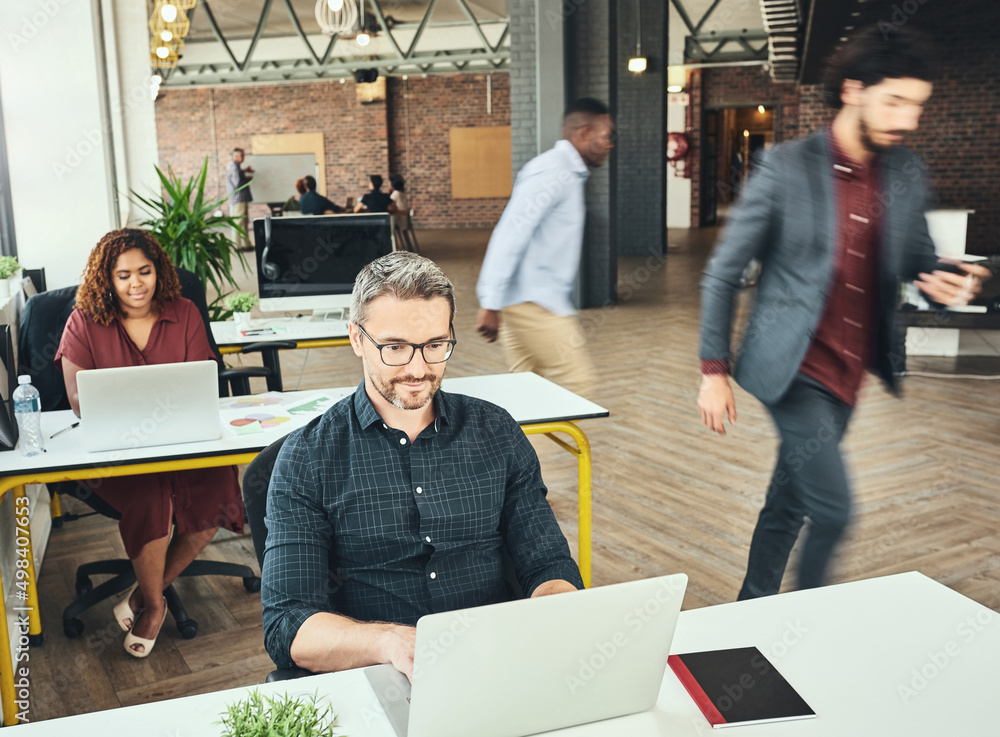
left=425, top=536, right=432, bottom=543
left=416, top=486, right=423, bottom=494
left=382, top=423, right=387, bottom=429
left=400, top=438, right=407, bottom=445
left=430, top=572, right=437, bottom=580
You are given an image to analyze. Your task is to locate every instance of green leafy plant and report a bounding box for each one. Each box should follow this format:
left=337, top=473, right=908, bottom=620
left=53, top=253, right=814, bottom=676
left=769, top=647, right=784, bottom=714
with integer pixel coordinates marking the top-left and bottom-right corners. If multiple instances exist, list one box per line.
left=0, top=255, right=21, bottom=279
left=218, top=690, right=340, bottom=737
left=225, top=292, right=259, bottom=314
left=130, top=158, right=250, bottom=321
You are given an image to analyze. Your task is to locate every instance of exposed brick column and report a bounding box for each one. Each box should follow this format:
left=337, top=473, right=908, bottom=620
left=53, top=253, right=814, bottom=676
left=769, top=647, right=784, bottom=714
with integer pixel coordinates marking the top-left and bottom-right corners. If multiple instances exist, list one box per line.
left=614, top=0, right=667, bottom=259
left=566, top=0, right=615, bottom=308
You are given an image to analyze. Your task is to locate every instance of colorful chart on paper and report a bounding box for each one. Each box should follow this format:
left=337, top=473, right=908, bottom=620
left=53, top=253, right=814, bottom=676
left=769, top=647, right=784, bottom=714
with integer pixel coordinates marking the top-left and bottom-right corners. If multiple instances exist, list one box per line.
left=229, top=413, right=292, bottom=430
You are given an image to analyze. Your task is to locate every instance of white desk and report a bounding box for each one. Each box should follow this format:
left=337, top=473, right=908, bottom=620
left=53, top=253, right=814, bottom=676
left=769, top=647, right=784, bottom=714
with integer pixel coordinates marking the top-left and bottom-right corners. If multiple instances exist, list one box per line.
left=11, top=572, right=997, bottom=735
left=0, top=373, right=607, bottom=725
left=210, top=316, right=350, bottom=350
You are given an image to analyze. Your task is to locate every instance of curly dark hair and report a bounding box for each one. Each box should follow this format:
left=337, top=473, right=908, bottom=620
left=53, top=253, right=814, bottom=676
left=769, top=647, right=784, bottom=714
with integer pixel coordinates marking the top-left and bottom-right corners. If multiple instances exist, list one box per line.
left=76, top=229, right=181, bottom=326
left=822, top=27, right=933, bottom=109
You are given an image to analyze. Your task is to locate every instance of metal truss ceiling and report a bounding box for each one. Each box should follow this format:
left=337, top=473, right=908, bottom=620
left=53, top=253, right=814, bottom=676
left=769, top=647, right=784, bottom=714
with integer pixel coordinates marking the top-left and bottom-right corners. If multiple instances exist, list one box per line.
left=671, top=0, right=801, bottom=80
left=162, top=0, right=509, bottom=87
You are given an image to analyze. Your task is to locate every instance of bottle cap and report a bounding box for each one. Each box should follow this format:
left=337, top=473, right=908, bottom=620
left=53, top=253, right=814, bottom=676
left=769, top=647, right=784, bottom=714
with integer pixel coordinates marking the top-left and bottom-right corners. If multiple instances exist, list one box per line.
left=17, top=375, right=31, bottom=385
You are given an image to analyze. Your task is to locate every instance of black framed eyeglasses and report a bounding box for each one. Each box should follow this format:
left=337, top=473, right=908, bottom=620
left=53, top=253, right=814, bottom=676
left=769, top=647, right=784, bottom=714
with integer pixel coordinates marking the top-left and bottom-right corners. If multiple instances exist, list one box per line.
left=357, top=323, right=457, bottom=366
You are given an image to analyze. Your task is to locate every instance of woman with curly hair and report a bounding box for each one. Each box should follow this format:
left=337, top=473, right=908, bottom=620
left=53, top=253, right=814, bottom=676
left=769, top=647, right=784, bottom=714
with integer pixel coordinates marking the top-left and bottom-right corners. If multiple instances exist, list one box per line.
left=55, top=228, right=244, bottom=658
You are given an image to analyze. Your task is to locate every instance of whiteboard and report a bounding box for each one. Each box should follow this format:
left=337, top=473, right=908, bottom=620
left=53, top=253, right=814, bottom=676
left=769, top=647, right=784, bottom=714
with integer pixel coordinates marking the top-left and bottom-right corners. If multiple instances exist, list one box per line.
left=244, top=153, right=319, bottom=204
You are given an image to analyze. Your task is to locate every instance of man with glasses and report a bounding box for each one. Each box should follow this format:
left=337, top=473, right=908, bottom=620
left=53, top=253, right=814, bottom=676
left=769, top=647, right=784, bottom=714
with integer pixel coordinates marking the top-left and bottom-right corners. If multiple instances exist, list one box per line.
left=262, top=251, right=582, bottom=680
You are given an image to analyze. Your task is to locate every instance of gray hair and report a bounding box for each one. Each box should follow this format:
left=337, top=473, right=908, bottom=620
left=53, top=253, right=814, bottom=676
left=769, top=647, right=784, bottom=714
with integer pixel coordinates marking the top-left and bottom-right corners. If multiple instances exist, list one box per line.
left=350, top=251, right=455, bottom=326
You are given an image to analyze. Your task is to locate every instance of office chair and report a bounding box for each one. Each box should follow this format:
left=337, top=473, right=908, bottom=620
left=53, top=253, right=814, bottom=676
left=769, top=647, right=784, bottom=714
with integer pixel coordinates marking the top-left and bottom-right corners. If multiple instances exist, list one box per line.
left=242, top=425, right=525, bottom=683
left=16, top=269, right=275, bottom=641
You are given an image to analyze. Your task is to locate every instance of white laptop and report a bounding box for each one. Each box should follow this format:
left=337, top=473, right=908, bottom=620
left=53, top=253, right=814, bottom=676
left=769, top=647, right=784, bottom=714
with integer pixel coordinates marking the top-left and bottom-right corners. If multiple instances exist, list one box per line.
left=366, top=573, right=688, bottom=737
left=76, top=361, right=221, bottom=452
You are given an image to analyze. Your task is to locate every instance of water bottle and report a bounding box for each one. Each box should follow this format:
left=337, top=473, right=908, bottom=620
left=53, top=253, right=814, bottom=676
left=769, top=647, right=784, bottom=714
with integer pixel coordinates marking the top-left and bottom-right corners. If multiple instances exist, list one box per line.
left=13, top=375, right=44, bottom=457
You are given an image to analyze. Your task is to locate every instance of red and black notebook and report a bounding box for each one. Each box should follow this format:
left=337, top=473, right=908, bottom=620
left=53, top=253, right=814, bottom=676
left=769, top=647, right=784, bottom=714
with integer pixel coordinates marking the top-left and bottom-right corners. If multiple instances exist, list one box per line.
left=668, top=647, right=816, bottom=728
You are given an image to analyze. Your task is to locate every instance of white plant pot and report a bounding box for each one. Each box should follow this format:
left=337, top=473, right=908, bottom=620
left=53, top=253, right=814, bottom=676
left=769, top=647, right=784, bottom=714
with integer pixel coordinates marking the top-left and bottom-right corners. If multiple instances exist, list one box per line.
left=233, top=312, right=252, bottom=331
left=0, top=278, right=9, bottom=300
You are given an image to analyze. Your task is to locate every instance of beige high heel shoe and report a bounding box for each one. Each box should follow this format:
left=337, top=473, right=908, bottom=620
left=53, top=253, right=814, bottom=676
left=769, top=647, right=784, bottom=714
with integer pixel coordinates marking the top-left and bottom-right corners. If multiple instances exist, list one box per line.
left=123, top=598, right=167, bottom=659
left=112, top=583, right=142, bottom=632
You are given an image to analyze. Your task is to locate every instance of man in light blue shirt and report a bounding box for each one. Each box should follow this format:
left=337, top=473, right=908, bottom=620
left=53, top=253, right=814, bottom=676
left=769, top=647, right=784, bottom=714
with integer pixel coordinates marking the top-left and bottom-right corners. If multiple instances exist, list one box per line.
left=475, top=98, right=614, bottom=397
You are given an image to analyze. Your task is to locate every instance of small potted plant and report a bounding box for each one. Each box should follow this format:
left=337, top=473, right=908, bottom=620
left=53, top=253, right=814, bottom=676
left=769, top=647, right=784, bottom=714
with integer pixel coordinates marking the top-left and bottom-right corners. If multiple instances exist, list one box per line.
left=225, top=292, right=259, bottom=332
left=0, top=256, right=22, bottom=300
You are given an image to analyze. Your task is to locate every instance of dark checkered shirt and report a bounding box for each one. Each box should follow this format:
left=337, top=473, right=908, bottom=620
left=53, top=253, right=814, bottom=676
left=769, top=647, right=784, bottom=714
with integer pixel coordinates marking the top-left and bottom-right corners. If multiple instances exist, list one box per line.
left=261, top=383, right=584, bottom=669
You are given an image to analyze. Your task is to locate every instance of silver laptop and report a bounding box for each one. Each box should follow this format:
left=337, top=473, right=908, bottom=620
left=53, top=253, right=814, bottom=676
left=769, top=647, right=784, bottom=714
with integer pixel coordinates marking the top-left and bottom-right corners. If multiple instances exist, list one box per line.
left=366, top=573, right=688, bottom=737
left=76, top=361, right=221, bottom=452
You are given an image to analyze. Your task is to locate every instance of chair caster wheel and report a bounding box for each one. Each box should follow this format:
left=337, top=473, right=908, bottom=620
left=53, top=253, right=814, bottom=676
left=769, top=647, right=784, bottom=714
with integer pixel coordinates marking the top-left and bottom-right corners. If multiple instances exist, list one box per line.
left=65, top=619, right=85, bottom=638
left=178, top=620, right=198, bottom=639
left=243, top=576, right=262, bottom=593
left=29, top=633, right=44, bottom=646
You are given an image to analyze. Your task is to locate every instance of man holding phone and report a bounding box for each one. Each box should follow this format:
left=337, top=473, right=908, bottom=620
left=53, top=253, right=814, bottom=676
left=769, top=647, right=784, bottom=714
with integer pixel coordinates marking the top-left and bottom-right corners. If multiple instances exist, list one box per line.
left=697, top=28, right=990, bottom=600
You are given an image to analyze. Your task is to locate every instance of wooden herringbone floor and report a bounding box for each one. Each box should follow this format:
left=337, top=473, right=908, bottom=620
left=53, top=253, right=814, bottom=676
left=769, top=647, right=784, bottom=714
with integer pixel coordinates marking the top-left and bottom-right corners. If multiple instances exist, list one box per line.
left=24, top=228, right=1000, bottom=722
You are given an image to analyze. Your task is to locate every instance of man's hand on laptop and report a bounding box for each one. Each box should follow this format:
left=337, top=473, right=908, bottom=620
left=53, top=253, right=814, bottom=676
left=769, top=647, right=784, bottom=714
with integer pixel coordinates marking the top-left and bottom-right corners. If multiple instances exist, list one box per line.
left=531, top=579, right=578, bottom=597
left=379, top=624, right=417, bottom=681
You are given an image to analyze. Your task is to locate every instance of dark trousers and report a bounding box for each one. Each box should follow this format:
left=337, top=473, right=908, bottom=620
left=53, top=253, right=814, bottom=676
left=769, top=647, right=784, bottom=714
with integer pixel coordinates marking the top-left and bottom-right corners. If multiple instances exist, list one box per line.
left=737, top=374, right=854, bottom=600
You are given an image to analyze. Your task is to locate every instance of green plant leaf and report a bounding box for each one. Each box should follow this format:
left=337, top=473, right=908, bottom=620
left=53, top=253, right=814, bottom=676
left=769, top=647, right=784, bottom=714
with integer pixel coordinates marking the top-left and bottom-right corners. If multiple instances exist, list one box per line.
left=128, top=157, right=253, bottom=322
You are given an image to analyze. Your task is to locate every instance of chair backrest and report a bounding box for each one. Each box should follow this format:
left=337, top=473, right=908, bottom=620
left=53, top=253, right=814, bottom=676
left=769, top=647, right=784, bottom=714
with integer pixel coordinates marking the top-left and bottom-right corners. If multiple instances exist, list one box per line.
left=175, top=267, right=225, bottom=364
left=243, top=418, right=322, bottom=568
left=17, top=284, right=79, bottom=411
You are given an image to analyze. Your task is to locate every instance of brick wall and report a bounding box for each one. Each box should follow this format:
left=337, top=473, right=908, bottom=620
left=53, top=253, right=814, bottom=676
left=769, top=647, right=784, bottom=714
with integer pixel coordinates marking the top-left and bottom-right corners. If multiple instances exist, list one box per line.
left=509, top=0, right=538, bottom=174
left=386, top=74, right=510, bottom=229
left=567, top=0, right=616, bottom=307
left=155, top=82, right=387, bottom=224
left=691, top=0, right=1000, bottom=253
left=614, top=0, right=667, bottom=258
left=155, top=74, right=512, bottom=230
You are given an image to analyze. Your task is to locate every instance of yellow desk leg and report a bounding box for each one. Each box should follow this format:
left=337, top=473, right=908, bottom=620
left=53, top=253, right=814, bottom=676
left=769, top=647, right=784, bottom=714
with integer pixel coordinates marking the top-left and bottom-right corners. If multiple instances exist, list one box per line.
left=49, top=491, right=62, bottom=521
left=522, top=422, right=593, bottom=589
left=0, top=563, right=16, bottom=726
left=13, top=486, right=42, bottom=643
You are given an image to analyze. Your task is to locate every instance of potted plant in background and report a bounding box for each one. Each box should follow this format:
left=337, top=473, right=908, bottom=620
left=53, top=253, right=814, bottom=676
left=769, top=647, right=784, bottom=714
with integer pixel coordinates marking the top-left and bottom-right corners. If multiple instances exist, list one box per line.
left=130, top=157, right=250, bottom=321
left=225, top=292, right=258, bottom=333
left=0, top=255, right=22, bottom=300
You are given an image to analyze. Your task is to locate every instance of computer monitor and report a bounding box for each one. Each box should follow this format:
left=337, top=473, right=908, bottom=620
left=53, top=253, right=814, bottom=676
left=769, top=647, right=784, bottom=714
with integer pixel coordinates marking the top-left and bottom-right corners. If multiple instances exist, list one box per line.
left=0, top=324, right=18, bottom=451
left=253, top=213, right=394, bottom=319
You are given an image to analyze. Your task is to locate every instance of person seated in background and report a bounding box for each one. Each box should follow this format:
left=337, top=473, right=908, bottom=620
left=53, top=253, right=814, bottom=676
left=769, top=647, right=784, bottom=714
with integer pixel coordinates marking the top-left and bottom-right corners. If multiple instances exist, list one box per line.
left=283, top=177, right=306, bottom=213
left=353, top=174, right=393, bottom=213
left=299, top=175, right=343, bottom=215
left=56, top=229, right=244, bottom=658
left=262, top=252, right=582, bottom=680
left=387, top=173, right=410, bottom=230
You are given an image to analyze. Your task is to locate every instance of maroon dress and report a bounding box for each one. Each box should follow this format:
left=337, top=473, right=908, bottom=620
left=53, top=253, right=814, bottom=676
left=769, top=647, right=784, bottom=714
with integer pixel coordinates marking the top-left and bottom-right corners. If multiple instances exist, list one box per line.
left=55, top=298, right=244, bottom=558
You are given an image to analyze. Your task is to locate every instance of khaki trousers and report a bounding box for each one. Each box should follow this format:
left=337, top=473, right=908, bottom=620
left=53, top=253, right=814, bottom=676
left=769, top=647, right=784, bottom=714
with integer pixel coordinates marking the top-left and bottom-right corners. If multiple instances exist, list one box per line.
left=499, top=302, right=596, bottom=398
left=232, top=201, right=249, bottom=250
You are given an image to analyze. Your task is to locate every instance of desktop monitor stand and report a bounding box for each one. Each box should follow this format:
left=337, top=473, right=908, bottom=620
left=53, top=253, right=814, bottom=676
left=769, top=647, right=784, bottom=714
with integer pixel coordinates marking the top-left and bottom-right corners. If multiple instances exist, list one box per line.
left=310, top=308, right=349, bottom=323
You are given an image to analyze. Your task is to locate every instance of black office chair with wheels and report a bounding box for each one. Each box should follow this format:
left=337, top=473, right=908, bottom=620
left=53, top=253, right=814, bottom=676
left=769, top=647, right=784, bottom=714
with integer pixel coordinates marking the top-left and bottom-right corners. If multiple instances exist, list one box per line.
left=16, top=268, right=273, bottom=641
left=243, top=424, right=525, bottom=682
left=242, top=427, right=318, bottom=682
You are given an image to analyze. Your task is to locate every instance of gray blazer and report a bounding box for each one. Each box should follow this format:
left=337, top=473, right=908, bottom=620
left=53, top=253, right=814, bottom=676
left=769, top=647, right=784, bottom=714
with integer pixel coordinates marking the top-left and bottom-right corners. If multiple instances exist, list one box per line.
left=700, top=131, right=939, bottom=406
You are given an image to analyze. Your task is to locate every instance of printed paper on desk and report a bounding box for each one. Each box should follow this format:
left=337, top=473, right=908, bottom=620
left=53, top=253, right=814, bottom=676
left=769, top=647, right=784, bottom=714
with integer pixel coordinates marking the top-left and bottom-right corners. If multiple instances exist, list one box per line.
left=219, top=392, right=286, bottom=411
left=285, top=392, right=345, bottom=415
left=221, top=406, right=293, bottom=437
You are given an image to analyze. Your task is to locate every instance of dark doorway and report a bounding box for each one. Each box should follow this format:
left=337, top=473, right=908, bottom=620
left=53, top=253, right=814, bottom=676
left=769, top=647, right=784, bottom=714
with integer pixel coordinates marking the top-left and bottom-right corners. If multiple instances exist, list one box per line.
left=700, top=105, right=776, bottom=226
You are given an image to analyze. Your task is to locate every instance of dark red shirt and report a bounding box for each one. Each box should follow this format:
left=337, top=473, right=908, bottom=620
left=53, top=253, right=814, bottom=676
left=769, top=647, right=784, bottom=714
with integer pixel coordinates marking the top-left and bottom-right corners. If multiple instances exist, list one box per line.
left=55, top=298, right=217, bottom=370
left=798, top=130, right=881, bottom=406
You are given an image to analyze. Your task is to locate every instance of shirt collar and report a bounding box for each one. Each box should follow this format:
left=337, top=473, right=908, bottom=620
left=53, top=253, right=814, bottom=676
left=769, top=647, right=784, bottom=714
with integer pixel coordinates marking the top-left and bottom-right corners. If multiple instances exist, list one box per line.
left=352, top=381, right=453, bottom=432
left=826, top=126, right=875, bottom=180
left=156, top=298, right=180, bottom=324
left=555, top=139, right=591, bottom=178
